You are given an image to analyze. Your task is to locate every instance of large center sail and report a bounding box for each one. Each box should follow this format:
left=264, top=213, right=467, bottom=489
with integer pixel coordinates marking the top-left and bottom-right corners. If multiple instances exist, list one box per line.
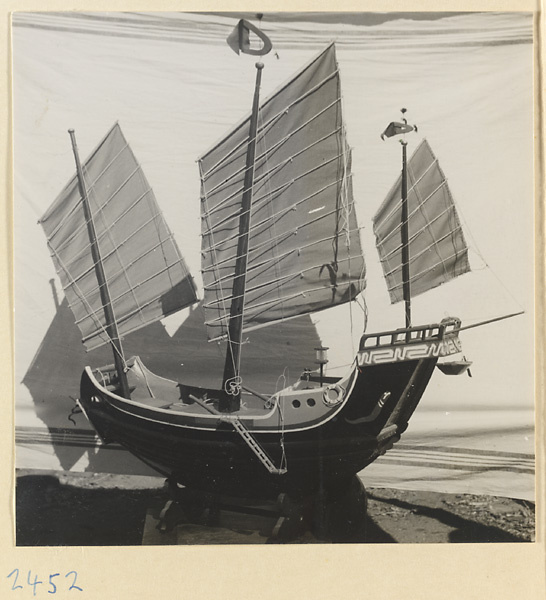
left=40, top=123, right=197, bottom=351
left=373, top=138, right=470, bottom=304
left=199, top=44, right=366, bottom=341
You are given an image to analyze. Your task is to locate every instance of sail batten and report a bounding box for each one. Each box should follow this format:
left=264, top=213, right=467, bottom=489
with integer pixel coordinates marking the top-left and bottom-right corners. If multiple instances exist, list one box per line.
left=379, top=204, right=460, bottom=262
left=204, top=122, right=342, bottom=205
left=373, top=138, right=470, bottom=304
left=204, top=253, right=360, bottom=309
left=40, top=123, right=198, bottom=351
left=198, top=60, right=340, bottom=171
left=374, top=158, right=440, bottom=231
left=201, top=177, right=346, bottom=257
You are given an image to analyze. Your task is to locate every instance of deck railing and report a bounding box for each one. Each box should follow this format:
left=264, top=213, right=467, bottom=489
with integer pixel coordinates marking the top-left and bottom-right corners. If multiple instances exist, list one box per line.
left=359, top=317, right=461, bottom=351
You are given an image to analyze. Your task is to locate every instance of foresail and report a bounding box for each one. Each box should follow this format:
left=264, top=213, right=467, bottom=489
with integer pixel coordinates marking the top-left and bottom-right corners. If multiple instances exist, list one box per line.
left=199, top=44, right=366, bottom=341
left=40, top=123, right=197, bottom=350
left=373, top=139, right=470, bottom=304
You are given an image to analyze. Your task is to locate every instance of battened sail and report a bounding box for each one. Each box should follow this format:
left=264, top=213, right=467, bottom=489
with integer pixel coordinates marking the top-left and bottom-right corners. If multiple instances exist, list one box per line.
left=373, top=139, right=470, bottom=303
left=199, top=44, right=366, bottom=341
left=40, top=123, right=197, bottom=350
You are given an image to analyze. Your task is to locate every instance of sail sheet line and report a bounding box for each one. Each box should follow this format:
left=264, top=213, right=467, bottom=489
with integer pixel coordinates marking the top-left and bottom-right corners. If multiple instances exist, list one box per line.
left=201, top=152, right=345, bottom=238
left=43, top=141, right=131, bottom=241
left=202, top=181, right=352, bottom=262
left=199, top=66, right=340, bottom=174
left=204, top=254, right=357, bottom=311
left=378, top=204, right=460, bottom=262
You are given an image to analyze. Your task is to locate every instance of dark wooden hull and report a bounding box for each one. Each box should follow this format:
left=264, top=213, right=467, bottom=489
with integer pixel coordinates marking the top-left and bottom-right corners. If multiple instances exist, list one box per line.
left=79, top=355, right=438, bottom=499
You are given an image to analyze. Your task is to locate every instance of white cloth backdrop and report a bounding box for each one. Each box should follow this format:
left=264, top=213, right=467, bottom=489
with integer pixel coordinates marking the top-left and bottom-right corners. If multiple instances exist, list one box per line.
left=13, top=12, right=535, bottom=500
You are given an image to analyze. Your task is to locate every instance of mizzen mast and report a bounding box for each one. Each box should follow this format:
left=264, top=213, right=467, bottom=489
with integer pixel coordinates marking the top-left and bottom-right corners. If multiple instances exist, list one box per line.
left=380, top=109, right=417, bottom=330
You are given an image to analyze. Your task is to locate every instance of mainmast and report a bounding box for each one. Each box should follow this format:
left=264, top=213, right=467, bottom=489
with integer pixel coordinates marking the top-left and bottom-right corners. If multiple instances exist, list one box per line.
left=68, top=129, right=131, bottom=399
left=220, top=61, right=264, bottom=412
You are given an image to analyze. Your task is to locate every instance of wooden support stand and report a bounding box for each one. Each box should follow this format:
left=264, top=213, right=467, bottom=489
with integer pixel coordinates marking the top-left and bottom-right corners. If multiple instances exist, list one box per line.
left=141, top=476, right=368, bottom=545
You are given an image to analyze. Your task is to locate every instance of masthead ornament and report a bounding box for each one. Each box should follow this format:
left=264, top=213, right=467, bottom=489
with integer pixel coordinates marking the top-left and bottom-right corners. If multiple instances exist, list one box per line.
left=381, top=109, right=418, bottom=140
left=227, top=19, right=272, bottom=56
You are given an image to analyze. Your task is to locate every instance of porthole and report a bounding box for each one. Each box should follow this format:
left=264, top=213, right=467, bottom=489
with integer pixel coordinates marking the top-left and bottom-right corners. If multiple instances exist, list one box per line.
left=292, top=399, right=301, bottom=408
left=306, top=398, right=316, bottom=407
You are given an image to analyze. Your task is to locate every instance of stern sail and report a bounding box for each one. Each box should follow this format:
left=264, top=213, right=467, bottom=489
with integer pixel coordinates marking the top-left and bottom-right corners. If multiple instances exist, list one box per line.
left=373, top=138, right=470, bottom=303
left=40, top=123, right=198, bottom=351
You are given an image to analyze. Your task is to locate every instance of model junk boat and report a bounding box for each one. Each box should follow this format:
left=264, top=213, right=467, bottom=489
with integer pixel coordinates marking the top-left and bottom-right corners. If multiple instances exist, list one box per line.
left=40, top=38, right=485, bottom=507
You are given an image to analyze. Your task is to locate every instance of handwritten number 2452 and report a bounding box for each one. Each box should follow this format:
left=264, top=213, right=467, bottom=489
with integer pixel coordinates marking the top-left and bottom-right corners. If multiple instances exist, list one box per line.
left=7, top=569, right=82, bottom=594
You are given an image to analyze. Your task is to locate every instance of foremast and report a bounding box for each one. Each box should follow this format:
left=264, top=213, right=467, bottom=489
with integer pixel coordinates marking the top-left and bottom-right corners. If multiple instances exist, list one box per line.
left=68, top=129, right=131, bottom=399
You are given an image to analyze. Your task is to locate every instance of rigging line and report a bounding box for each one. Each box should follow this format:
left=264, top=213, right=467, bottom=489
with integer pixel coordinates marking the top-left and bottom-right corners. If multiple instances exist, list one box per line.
left=199, top=161, right=237, bottom=368
left=43, top=141, right=130, bottom=239
left=201, top=176, right=347, bottom=255
left=51, top=167, right=148, bottom=255
left=436, top=168, right=526, bottom=316
left=340, top=130, right=356, bottom=356
left=47, top=242, right=128, bottom=369
left=200, top=68, right=340, bottom=178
